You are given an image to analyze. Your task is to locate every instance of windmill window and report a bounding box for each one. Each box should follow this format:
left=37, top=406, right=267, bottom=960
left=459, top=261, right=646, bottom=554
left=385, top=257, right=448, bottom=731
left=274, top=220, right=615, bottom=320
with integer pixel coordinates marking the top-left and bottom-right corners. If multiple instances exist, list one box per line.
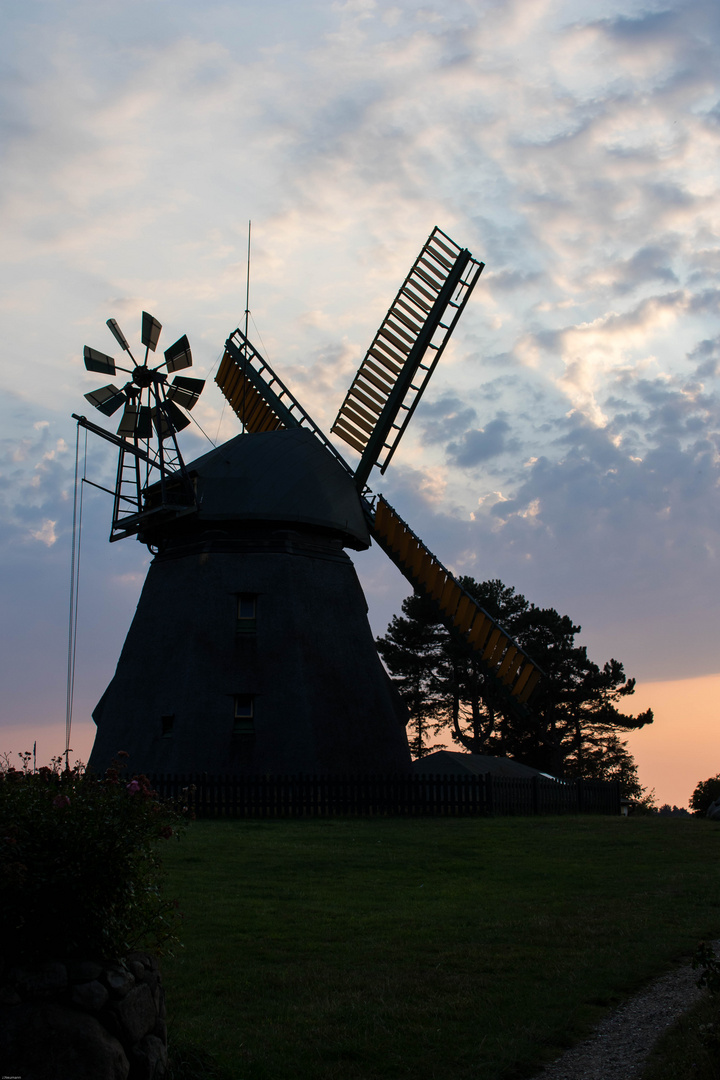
left=236, top=594, right=257, bottom=634
left=161, top=714, right=174, bottom=738
left=233, top=694, right=255, bottom=735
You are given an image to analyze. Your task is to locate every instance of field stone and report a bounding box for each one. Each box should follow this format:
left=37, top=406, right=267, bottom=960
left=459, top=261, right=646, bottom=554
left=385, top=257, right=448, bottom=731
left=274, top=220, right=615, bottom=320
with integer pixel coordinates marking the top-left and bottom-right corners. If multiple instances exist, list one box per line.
left=71, top=979, right=109, bottom=1011
left=15, top=961, right=68, bottom=996
left=127, top=951, right=152, bottom=969
left=1, top=1000, right=130, bottom=1080
left=105, top=967, right=135, bottom=997
left=68, top=959, right=104, bottom=983
left=112, top=982, right=157, bottom=1044
left=128, top=960, right=146, bottom=981
left=130, top=1033, right=168, bottom=1080
left=139, top=956, right=161, bottom=993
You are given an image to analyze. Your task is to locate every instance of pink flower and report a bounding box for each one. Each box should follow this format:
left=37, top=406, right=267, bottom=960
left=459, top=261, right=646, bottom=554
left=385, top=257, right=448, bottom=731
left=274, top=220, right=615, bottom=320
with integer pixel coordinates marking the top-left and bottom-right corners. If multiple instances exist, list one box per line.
left=126, top=780, right=141, bottom=794
left=53, top=794, right=71, bottom=809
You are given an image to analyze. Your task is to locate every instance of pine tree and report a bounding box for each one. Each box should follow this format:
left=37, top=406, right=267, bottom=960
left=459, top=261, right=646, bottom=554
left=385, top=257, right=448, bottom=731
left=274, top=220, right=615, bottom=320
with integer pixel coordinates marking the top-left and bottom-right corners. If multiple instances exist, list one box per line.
left=376, top=576, right=653, bottom=794
left=376, top=593, right=447, bottom=758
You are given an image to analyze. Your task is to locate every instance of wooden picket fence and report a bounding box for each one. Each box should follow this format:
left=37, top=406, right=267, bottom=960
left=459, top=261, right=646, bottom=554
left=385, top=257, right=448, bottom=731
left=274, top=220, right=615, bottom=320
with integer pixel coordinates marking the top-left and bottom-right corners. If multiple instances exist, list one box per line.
left=148, top=772, right=621, bottom=818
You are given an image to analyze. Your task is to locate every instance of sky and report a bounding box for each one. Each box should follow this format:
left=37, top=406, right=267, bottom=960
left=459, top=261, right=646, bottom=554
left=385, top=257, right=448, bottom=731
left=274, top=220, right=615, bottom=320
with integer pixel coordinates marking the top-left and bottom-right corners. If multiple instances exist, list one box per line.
left=1, top=0, right=719, bottom=807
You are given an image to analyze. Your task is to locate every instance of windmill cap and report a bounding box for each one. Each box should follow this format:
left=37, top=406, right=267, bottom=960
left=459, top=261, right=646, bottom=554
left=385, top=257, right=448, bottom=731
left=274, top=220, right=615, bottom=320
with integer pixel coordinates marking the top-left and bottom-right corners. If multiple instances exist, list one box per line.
left=184, top=428, right=370, bottom=550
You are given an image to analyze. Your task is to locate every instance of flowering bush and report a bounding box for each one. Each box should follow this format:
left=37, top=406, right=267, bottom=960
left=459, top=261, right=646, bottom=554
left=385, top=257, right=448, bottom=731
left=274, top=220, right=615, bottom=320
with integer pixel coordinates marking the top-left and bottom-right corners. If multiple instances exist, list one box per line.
left=0, top=751, right=185, bottom=964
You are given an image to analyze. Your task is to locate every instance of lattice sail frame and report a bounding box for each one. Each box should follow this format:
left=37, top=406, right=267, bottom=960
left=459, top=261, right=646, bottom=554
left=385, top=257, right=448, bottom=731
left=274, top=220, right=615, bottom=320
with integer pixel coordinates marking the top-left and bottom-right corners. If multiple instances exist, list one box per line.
left=331, top=227, right=484, bottom=488
left=216, top=330, right=352, bottom=473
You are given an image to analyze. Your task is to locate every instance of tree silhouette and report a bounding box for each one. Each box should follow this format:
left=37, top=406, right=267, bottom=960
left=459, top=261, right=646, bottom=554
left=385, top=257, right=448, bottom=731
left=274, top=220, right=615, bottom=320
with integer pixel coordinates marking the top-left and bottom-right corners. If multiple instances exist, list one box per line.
left=690, top=774, right=720, bottom=815
left=377, top=577, right=653, bottom=794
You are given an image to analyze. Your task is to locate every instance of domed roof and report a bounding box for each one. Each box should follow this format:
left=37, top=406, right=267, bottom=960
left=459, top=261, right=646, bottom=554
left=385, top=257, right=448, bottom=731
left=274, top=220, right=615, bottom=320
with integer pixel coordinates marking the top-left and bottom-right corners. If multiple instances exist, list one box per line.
left=184, top=428, right=370, bottom=550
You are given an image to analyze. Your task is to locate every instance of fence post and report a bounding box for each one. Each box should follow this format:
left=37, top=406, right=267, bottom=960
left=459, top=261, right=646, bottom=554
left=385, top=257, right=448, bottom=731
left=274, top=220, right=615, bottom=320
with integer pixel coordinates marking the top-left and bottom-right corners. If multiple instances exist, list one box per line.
left=486, top=773, right=493, bottom=816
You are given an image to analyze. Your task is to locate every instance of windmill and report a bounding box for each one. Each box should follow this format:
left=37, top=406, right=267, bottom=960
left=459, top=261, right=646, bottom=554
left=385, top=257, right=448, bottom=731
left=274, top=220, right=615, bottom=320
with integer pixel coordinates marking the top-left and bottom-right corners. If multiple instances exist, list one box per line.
left=74, top=312, right=205, bottom=542
left=82, top=228, right=541, bottom=778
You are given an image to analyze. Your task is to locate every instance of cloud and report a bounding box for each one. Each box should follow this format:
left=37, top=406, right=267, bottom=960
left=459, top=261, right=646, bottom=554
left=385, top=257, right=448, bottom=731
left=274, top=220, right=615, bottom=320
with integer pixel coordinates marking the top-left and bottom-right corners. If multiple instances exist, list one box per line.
left=690, top=336, right=720, bottom=378
left=417, top=395, right=478, bottom=445
left=482, top=268, right=545, bottom=295
left=447, top=417, right=512, bottom=467
left=30, top=519, right=57, bottom=546
left=589, top=244, right=680, bottom=295
left=482, top=402, right=720, bottom=591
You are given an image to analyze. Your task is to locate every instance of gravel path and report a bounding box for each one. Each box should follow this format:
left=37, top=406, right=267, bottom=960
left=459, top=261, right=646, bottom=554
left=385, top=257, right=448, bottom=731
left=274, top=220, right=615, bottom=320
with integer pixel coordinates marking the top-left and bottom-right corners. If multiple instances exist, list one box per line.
left=527, top=956, right=708, bottom=1080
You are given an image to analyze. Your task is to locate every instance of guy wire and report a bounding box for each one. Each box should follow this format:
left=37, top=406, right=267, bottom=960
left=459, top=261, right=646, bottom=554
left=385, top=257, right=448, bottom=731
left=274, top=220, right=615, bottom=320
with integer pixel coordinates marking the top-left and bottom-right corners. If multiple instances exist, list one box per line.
left=242, top=220, right=251, bottom=434
left=65, top=424, right=86, bottom=768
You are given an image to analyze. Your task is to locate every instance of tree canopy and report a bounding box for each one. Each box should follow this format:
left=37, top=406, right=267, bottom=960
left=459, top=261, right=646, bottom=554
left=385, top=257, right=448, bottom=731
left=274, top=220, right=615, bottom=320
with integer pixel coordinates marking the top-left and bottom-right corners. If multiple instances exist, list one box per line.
left=690, top=774, right=720, bottom=815
left=376, top=576, right=653, bottom=797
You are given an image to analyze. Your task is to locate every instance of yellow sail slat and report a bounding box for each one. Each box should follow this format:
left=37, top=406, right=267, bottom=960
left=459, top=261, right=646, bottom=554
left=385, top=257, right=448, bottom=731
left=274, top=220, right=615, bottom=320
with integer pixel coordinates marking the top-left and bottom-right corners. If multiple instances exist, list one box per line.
left=378, top=325, right=411, bottom=356
left=395, top=526, right=412, bottom=564
left=452, top=594, right=475, bottom=633
left=350, top=385, right=384, bottom=416
left=429, top=568, right=448, bottom=602
left=417, top=257, right=447, bottom=286
left=438, top=578, right=461, bottom=618
left=343, top=403, right=376, bottom=436
left=516, top=668, right=541, bottom=704
left=411, top=267, right=443, bottom=295
left=482, top=627, right=502, bottom=662
left=333, top=419, right=366, bottom=455
left=497, top=646, right=519, bottom=681
left=352, top=363, right=393, bottom=397
left=486, top=632, right=509, bottom=668
left=511, top=662, right=534, bottom=698
left=369, top=343, right=405, bottom=373
left=466, top=611, right=491, bottom=649
left=425, top=243, right=453, bottom=271
left=502, top=653, right=525, bottom=688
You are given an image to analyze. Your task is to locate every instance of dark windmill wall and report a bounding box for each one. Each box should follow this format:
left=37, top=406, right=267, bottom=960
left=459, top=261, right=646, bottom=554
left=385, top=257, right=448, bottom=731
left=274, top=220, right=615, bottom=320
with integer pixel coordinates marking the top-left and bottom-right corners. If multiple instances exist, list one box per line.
left=88, top=429, right=411, bottom=777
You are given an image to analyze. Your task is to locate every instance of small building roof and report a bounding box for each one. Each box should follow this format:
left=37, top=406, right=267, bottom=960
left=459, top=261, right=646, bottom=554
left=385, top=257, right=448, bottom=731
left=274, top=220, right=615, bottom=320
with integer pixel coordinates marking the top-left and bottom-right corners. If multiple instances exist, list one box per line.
left=411, top=750, right=558, bottom=780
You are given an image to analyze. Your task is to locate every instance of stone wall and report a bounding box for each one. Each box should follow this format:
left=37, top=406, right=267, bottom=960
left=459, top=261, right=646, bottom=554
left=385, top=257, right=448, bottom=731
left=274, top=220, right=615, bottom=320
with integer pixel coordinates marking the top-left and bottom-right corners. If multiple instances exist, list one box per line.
left=0, top=952, right=166, bottom=1080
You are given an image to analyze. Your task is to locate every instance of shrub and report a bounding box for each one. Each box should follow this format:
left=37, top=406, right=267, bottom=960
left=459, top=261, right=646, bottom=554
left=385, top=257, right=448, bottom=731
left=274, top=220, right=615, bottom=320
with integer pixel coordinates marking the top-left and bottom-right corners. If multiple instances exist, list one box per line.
left=690, top=774, right=720, bottom=816
left=0, top=751, right=186, bottom=964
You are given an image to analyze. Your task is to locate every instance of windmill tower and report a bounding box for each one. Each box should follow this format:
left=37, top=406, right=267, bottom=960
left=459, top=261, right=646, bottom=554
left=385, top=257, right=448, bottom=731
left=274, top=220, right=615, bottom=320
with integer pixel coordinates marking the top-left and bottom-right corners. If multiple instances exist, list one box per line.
left=80, top=228, right=541, bottom=777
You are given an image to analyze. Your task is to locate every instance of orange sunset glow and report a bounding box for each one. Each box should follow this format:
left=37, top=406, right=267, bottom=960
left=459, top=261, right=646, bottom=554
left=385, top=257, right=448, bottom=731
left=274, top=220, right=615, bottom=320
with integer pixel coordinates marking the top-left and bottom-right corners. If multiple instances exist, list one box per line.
left=624, top=675, right=720, bottom=810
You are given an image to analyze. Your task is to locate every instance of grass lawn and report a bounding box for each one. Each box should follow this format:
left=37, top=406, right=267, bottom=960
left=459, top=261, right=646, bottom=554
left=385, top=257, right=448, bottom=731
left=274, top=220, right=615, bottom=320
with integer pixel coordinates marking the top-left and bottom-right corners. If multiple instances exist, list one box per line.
left=160, top=816, right=720, bottom=1080
left=641, top=991, right=720, bottom=1080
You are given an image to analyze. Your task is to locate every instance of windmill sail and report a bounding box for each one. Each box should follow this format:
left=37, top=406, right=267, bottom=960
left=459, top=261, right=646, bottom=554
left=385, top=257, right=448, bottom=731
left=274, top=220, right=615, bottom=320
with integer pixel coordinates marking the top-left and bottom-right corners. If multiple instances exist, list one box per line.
left=369, top=495, right=542, bottom=705
left=332, top=227, right=484, bottom=489
left=216, top=329, right=353, bottom=473
left=215, top=246, right=541, bottom=708
left=84, top=346, right=117, bottom=375
left=215, top=332, right=287, bottom=433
